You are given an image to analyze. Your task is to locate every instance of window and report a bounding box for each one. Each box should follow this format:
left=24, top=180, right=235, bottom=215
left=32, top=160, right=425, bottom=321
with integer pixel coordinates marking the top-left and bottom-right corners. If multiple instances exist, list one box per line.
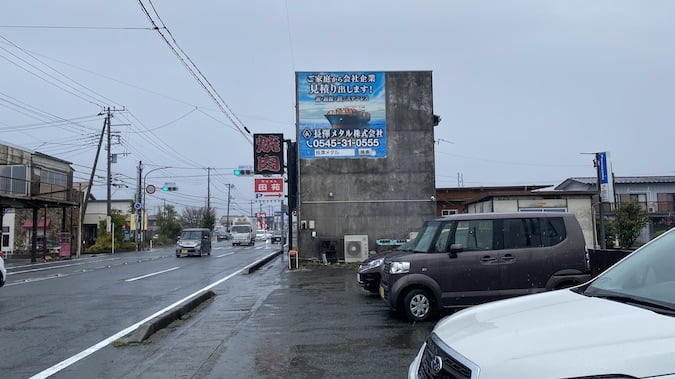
left=454, top=220, right=493, bottom=251
left=0, top=165, right=28, bottom=195
left=433, top=222, right=454, bottom=253
left=541, top=217, right=566, bottom=246
left=441, top=209, right=458, bottom=216
left=618, top=193, right=647, bottom=208
left=656, top=193, right=675, bottom=212
left=502, top=218, right=541, bottom=249
left=519, top=208, right=567, bottom=213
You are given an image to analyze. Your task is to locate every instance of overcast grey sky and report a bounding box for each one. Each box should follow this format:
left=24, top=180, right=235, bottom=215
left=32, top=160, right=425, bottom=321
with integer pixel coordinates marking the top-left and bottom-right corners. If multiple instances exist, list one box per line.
left=2, top=1, right=674, bottom=217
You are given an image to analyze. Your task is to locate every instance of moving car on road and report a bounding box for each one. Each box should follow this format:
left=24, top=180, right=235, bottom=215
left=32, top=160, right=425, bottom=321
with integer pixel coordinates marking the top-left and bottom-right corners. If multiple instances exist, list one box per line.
left=410, top=227, right=675, bottom=379
left=271, top=230, right=284, bottom=244
left=176, top=228, right=212, bottom=257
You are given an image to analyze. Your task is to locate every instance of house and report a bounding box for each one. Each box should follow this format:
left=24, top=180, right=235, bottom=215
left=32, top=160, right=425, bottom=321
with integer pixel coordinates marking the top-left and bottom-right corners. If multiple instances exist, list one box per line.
left=556, top=176, right=675, bottom=243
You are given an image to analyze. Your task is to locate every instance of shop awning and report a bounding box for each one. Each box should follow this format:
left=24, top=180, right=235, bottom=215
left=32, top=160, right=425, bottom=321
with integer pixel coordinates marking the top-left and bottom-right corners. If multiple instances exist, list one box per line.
left=22, top=218, right=52, bottom=228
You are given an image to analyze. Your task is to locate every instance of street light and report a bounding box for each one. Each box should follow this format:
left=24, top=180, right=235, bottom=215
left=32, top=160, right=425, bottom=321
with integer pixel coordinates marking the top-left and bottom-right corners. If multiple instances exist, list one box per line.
left=142, top=166, right=171, bottom=249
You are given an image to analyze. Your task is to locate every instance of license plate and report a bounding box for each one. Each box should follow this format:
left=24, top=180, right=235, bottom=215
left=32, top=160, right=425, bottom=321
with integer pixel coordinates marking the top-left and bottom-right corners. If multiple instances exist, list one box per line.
left=181, top=249, right=188, bottom=253
left=379, top=286, right=385, bottom=299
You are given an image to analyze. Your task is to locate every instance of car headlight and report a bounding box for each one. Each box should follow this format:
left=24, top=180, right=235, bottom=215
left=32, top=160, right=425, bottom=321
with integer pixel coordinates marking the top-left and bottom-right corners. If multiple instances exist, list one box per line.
left=389, top=261, right=410, bottom=274
left=361, top=258, right=384, bottom=271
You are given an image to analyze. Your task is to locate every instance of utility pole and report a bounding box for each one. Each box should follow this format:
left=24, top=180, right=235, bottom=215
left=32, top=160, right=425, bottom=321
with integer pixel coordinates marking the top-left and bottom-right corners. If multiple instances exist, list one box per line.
left=136, top=161, right=143, bottom=250
left=103, top=106, right=125, bottom=219
left=106, top=107, right=112, bottom=218
left=225, top=184, right=234, bottom=230
left=207, top=167, right=211, bottom=210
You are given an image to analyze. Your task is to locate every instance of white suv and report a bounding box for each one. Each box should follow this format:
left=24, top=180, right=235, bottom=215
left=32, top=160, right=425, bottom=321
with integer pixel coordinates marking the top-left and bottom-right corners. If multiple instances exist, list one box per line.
left=410, top=227, right=675, bottom=379
left=0, top=252, right=6, bottom=287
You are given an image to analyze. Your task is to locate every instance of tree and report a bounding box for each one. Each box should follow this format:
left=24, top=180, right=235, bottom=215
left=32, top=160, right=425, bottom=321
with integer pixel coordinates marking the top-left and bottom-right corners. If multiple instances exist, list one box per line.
left=613, top=201, right=650, bottom=249
left=179, top=206, right=209, bottom=228
left=156, top=204, right=181, bottom=240
left=201, top=207, right=216, bottom=230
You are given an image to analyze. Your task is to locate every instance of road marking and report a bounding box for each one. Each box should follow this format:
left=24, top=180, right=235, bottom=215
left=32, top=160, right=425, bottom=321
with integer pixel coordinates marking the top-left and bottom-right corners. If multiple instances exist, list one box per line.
left=5, top=274, right=70, bottom=286
left=124, top=267, right=180, bottom=282
left=29, top=263, right=252, bottom=379
left=217, top=252, right=235, bottom=258
left=8, top=257, right=121, bottom=275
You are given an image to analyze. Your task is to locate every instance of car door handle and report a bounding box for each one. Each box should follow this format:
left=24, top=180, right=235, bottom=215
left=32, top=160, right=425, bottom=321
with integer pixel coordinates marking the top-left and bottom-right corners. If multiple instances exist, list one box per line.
left=480, top=256, right=497, bottom=264
left=501, top=254, right=516, bottom=263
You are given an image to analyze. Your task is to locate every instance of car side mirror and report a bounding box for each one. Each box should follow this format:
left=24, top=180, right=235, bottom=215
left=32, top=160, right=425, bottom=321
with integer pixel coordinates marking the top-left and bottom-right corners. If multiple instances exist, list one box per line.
left=448, top=243, right=463, bottom=258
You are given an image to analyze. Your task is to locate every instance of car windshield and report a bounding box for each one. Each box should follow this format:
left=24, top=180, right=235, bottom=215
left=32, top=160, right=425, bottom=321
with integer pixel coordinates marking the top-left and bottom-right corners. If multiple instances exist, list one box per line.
left=231, top=226, right=250, bottom=233
left=404, top=221, right=443, bottom=253
left=180, top=231, right=203, bottom=240
left=582, top=228, right=675, bottom=314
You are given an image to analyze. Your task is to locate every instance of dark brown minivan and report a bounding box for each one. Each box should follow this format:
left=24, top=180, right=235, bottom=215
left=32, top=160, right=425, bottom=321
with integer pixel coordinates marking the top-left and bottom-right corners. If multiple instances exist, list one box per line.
left=380, top=212, right=591, bottom=321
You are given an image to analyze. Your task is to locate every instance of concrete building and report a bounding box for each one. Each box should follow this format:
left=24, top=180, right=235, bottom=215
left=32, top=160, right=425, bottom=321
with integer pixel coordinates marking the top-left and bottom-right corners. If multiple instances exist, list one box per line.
left=0, top=141, right=78, bottom=260
left=295, top=71, right=437, bottom=261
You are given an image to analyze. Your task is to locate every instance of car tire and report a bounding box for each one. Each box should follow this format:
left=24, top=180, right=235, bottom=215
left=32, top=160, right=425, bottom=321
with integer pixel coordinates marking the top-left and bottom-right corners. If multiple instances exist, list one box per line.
left=402, top=288, right=433, bottom=322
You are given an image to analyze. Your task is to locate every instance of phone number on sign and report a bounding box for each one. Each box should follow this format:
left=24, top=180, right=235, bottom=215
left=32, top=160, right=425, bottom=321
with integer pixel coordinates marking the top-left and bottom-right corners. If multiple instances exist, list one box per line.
left=307, top=139, right=380, bottom=148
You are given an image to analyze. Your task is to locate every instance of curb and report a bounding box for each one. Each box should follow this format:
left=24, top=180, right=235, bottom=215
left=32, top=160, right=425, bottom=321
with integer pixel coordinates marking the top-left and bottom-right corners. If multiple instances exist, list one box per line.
left=241, top=250, right=283, bottom=274
left=123, top=250, right=283, bottom=343
left=125, top=290, right=216, bottom=343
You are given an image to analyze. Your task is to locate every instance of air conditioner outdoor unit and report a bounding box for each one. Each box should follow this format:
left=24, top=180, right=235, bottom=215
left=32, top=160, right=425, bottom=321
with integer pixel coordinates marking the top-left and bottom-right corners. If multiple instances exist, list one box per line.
left=648, top=206, right=656, bottom=213
left=344, top=234, right=368, bottom=263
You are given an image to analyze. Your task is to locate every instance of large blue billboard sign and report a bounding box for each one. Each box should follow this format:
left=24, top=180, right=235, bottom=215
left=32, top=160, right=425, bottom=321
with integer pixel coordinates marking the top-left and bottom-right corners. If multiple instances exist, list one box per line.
left=296, top=72, right=386, bottom=159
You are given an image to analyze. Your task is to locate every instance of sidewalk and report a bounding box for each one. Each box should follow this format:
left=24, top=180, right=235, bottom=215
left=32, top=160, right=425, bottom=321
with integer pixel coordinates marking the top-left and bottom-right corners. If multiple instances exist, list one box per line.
left=54, top=255, right=434, bottom=379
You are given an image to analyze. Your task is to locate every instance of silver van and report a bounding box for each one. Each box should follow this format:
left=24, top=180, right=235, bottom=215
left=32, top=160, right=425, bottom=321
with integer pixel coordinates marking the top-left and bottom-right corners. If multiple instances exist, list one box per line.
left=176, top=228, right=212, bottom=257
left=380, top=212, right=591, bottom=321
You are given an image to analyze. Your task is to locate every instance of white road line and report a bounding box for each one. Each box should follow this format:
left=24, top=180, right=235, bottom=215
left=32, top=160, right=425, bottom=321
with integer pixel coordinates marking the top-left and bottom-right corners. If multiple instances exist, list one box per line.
left=8, top=257, right=121, bottom=275
left=217, top=252, right=235, bottom=258
left=124, top=267, right=180, bottom=282
left=29, top=264, right=250, bottom=379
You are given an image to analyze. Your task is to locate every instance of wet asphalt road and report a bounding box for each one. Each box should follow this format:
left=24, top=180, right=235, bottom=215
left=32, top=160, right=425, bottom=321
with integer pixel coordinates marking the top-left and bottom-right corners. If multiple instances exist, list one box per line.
left=52, top=255, right=437, bottom=379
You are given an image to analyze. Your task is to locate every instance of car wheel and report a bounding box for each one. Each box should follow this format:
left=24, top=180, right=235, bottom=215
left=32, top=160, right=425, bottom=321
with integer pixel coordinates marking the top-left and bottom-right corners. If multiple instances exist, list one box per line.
left=402, top=289, right=433, bottom=322
left=176, top=254, right=180, bottom=258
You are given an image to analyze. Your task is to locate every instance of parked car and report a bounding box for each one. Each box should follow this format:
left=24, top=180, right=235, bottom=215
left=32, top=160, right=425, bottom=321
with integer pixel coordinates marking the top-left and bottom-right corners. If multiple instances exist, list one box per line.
left=357, top=242, right=412, bottom=293
left=380, top=212, right=590, bottom=321
left=410, top=227, right=675, bottom=379
left=176, top=228, right=212, bottom=257
left=0, top=251, right=6, bottom=287
left=36, top=236, right=60, bottom=254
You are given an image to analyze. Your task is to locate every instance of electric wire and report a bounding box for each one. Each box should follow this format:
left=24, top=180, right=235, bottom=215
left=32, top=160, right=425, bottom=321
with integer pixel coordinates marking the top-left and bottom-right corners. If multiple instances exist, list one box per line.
left=136, top=0, right=252, bottom=144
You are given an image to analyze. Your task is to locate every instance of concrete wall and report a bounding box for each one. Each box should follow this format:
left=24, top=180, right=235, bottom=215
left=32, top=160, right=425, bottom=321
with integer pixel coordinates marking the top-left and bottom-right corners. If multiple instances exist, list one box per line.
left=296, top=71, right=436, bottom=260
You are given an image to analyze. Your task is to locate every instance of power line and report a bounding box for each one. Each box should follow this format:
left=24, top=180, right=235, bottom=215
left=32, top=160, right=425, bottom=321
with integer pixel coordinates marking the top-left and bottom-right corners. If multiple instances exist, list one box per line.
left=0, top=25, right=157, bottom=30
left=136, top=0, right=252, bottom=144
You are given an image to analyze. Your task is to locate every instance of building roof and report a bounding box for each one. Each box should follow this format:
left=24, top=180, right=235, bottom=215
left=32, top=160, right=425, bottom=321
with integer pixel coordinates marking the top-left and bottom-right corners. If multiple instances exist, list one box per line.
left=556, top=176, right=675, bottom=189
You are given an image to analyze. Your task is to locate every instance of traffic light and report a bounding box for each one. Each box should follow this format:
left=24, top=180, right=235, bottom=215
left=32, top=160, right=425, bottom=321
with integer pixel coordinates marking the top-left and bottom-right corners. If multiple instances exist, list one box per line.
left=161, top=186, right=178, bottom=191
left=233, top=169, right=252, bottom=176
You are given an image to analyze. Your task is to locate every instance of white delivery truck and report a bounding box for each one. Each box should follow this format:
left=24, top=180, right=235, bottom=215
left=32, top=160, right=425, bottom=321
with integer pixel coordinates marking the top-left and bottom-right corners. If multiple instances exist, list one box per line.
left=230, top=218, right=256, bottom=246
